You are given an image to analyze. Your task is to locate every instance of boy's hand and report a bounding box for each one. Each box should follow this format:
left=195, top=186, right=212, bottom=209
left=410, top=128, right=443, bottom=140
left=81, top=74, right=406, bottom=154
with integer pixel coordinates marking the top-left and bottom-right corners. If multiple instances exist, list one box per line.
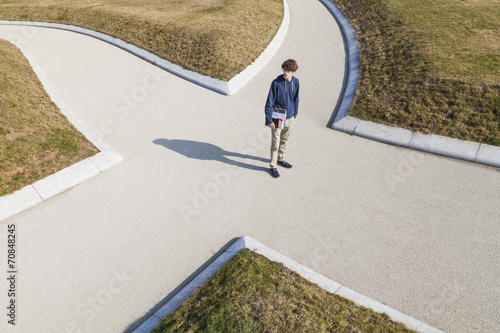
left=268, top=123, right=276, bottom=129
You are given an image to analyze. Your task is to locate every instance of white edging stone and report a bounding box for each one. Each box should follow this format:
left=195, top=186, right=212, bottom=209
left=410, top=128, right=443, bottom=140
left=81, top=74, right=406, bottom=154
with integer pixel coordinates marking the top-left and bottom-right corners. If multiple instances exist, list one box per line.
left=331, top=115, right=361, bottom=134
left=0, top=0, right=289, bottom=95
left=153, top=252, right=239, bottom=320
left=132, top=236, right=443, bottom=333
left=320, top=0, right=360, bottom=126
left=335, top=287, right=442, bottom=333
left=409, top=132, right=481, bottom=162
left=335, top=116, right=500, bottom=169
left=132, top=251, right=240, bottom=333
left=0, top=186, right=43, bottom=222
left=232, top=236, right=344, bottom=294
left=0, top=42, right=122, bottom=222
left=89, top=149, right=124, bottom=172
left=32, top=159, right=100, bottom=201
left=475, top=143, right=500, bottom=168
left=354, top=120, right=414, bottom=147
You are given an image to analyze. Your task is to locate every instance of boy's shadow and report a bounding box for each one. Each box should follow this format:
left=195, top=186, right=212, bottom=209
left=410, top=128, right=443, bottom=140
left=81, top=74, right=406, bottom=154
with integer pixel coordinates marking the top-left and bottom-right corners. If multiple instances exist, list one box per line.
left=153, top=139, right=269, bottom=172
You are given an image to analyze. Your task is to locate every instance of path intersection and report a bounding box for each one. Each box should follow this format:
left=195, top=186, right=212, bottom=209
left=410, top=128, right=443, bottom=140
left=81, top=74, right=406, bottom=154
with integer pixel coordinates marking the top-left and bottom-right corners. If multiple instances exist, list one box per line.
left=0, top=0, right=499, bottom=332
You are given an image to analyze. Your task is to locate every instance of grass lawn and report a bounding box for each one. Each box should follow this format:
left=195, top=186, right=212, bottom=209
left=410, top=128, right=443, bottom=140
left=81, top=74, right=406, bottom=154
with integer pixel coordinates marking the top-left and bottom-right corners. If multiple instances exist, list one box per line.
left=152, top=248, right=417, bottom=333
left=0, top=0, right=282, bottom=196
left=0, top=38, right=98, bottom=197
left=331, top=0, right=500, bottom=146
left=0, top=0, right=283, bottom=81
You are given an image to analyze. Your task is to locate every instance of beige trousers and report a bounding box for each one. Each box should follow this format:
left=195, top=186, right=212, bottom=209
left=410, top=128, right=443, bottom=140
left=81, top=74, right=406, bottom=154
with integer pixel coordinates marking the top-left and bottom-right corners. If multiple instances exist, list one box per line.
left=270, top=117, right=294, bottom=168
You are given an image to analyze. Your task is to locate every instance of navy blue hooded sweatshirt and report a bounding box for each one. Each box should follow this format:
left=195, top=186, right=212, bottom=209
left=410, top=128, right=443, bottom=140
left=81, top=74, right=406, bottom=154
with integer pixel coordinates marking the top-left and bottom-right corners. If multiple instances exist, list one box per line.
left=265, top=74, right=300, bottom=125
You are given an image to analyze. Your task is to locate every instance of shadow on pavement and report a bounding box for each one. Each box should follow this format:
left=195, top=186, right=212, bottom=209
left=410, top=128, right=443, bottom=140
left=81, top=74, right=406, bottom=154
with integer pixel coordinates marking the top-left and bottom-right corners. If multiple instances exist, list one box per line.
left=153, top=138, right=269, bottom=173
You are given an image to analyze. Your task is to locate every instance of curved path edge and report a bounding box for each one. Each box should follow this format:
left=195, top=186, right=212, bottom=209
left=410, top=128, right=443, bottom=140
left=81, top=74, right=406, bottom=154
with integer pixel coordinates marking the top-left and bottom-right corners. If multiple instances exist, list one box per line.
left=0, top=42, right=123, bottom=223
left=320, top=0, right=359, bottom=128
left=0, top=0, right=289, bottom=95
left=321, top=0, right=500, bottom=168
left=132, top=236, right=443, bottom=333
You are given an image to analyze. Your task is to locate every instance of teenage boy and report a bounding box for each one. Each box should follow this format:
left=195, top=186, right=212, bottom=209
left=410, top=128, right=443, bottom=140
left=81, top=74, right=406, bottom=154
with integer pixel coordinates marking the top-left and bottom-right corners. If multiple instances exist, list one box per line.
left=265, top=59, right=299, bottom=178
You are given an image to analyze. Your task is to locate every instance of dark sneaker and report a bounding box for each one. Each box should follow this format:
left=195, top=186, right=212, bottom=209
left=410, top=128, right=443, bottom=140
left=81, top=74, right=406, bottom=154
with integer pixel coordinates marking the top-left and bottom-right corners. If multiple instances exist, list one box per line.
left=277, top=160, right=293, bottom=168
left=270, top=168, right=280, bottom=178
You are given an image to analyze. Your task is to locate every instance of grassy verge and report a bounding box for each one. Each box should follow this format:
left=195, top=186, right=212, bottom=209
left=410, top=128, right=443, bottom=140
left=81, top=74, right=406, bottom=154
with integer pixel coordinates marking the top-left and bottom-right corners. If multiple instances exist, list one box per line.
left=152, top=249, right=416, bottom=333
left=0, top=0, right=283, bottom=81
left=0, top=38, right=98, bottom=197
left=332, top=0, right=500, bottom=146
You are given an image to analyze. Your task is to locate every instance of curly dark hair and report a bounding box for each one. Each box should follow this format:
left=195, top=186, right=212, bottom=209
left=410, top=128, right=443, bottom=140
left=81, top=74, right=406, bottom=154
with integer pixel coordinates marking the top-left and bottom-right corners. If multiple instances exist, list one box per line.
left=281, top=59, right=299, bottom=72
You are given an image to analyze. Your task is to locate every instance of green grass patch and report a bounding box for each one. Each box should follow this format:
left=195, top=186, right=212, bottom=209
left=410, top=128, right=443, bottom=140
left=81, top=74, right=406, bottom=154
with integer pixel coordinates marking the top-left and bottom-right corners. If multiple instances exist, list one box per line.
left=0, top=38, right=98, bottom=197
left=0, top=0, right=283, bottom=81
left=332, top=0, right=500, bottom=146
left=152, top=249, right=416, bottom=333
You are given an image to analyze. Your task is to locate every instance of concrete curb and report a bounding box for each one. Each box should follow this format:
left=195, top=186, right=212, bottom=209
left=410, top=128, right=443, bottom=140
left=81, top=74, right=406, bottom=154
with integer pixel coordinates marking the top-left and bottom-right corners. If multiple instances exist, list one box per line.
left=132, top=236, right=443, bottom=333
left=319, top=0, right=360, bottom=127
left=335, top=118, right=500, bottom=167
left=0, top=43, right=122, bottom=222
left=321, top=0, right=500, bottom=168
left=0, top=0, right=289, bottom=95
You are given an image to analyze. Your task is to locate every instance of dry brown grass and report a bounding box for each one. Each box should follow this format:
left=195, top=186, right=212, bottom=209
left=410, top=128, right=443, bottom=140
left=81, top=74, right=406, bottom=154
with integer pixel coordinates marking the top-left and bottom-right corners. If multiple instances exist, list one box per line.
left=152, top=249, right=417, bottom=333
left=0, top=38, right=98, bottom=196
left=0, top=0, right=284, bottom=80
left=332, top=0, right=500, bottom=145
left=392, top=0, right=500, bottom=84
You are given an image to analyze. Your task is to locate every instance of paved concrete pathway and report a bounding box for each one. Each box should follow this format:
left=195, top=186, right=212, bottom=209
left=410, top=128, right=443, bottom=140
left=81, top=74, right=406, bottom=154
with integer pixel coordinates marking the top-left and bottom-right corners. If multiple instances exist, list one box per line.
left=0, top=1, right=499, bottom=332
